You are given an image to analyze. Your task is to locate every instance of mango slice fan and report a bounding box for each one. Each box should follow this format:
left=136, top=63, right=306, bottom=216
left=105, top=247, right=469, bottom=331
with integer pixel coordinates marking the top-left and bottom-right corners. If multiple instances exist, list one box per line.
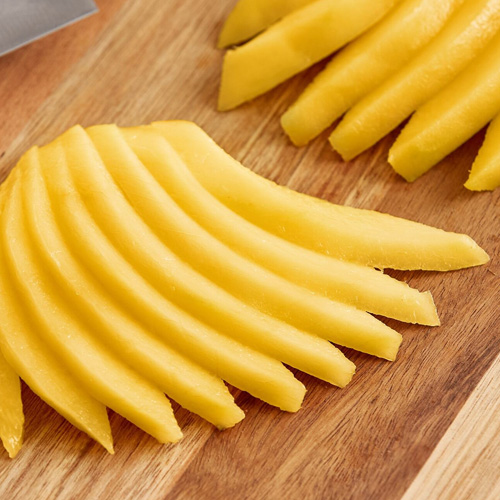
left=0, top=121, right=488, bottom=458
left=218, top=0, right=500, bottom=190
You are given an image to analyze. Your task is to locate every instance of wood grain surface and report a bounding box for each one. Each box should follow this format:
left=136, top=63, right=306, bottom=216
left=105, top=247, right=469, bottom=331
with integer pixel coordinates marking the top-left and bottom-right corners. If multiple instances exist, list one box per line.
left=0, top=1, right=498, bottom=499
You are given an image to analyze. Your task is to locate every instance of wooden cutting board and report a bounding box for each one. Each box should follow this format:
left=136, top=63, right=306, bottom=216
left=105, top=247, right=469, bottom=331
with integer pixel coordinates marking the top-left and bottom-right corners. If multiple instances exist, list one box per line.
left=0, top=1, right=499, bottom=498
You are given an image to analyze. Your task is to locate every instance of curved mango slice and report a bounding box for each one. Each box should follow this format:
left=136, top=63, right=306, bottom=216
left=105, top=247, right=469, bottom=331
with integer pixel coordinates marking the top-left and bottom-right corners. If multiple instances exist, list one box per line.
left=46, top=127, right=307, bottom=412
left=218, top=0, right=316, bottom=48
left=0, top=164, right=113, bottom=454
left=5, top=148, right=182, bottom=444
left=389, top=32, right=500, bottom=182
left=218, top=0, right=400, bottom=110
left=0, top=349, right=23, bottom=458
left=330, top=0, right=500, bottom=160
left=465, top=114, right=500, bottom=191
left=22, top=149, right=244, bottom=430
left=153, top=121, right=489, bottom=271
left=125, top=125, right=438, bottom=326
left=281, top=0, right=464, bottom=146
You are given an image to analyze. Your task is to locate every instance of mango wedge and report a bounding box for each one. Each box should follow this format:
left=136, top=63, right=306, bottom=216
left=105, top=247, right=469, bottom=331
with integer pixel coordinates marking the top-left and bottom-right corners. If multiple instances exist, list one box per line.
left=465, top=115, right=500, bottom=191
left=330, top=0, right=500, bottom=160
left=153, top=121, right=489, bottom=271
left=126, top=125, right=438, bottom=326
left=48, top=127, right=307, bottom=411
left=389, top=32, right=500, bottom=182
left=23, top=150, right=244, bottom=430
left=281, top=0, right=464, bottom=146
left=218, top=0, right=316, bottom=48
left=0, top=166, right=113, bottom=455
left=218, top=0, right=400, bottom=110
left=0, top=349, right=23, bottom=458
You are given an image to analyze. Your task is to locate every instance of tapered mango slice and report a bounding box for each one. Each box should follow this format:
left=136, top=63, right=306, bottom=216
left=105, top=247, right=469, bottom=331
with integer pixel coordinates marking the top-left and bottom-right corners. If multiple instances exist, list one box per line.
left=47, top=127, right=306, bottom=412
left=6, top=150, right=182, bottom=444
left=126, top=125, right=438, bottom=326
left=153, top=121, right=489, bottom=271
left=22, top=151, right=244, bottom=430
left=465, top=115, right=500, bottom=191
left=0, top=349, right=23, bottom=458
left=218, top=0, right=400, bottom=110
left=0, top=165, right=113, bottom=454
left=281, top=0, right=464, bottom=146
left=88, top=125, right=358, bottom=381
left=389, top=32, right=500, bottom=182
left=218, top=0, right=316, bottom=48
left=330, top=0, right=500, bottom=160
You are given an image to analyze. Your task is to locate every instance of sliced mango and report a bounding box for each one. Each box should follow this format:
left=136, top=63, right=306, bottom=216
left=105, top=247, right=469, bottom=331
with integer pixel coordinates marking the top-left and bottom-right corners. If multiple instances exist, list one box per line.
left=281, top=0, right=464, bottom=146
left=218, top=0, right=400, bottom=110
left=126, top=125, right=438, bottom=326
left=46, top=126, right=307, bottom=411
left=389, top=32, right=500, bottom=182
left=9, top=145, right=183, bottom=444
left=330, top=0, right=500, bottom=160
left=153, top=121, right=489, bottom=271
left=0, top=349, right=23, bottom=458
left=22, top=149, right=244, bottom=430
left=0, top=164, right=113, bottom=454
left=218, top=0, right=316, bottom=48
left=465, top=114, right=500, bottom=191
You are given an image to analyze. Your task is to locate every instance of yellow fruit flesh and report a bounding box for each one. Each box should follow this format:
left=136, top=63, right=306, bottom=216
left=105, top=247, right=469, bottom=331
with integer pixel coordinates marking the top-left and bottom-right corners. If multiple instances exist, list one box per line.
left=127, top=125, right=438, bottom=326
left=49, top=127, right=306, bottom=412
left=88, top=125, right=356, bottom=383
left=465, top=114, right=500, bottom=191
left=153, top=121, right=489, bottom=271
left=0, top=349, right=23, bottom=458
left=23, top=150, right=244, bottom=430
left=218, top=0, right=400, bottom=110
left=389, top=32, right=500, bottom=181
left=218, top=0, right=316, bottom=48
left=11, top=146, right=183, bottom=444
left=330, top=0, right=500, bottom=160
left=86, top=125, right=399, bottom=362
left=281, top=0, right=464, bottom=146
left=0, top=165, right=113, bottom=454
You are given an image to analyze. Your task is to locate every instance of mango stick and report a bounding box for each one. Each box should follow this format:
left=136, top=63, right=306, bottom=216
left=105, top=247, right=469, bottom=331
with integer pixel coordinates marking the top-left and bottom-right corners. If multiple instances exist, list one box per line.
left=389, top=32, right=500, bottom=181
left=218, top=0, right=400, bottom=110
left=218, top=0, right=316, bottom=48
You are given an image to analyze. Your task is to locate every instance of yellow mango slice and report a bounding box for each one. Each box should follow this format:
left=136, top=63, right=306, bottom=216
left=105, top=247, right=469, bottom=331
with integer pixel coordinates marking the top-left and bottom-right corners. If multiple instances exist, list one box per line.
left=86, top=125, right=400, bottom=362
left=0, top=165, right=113, bottom=454
left=153, top=121, right=489, bottom=271
left=281, top=0, right=464, bottom=146
left=88, top=125, right=358, bottom=380
left=218, top=0, right=400, bottom=110
left=330, top=0, right=500, bottom=160
left=218, top=0, right=316, bottom=48
left=22, top=150, right=244, bottom=430
left=0, top=349, right=23, bottom=458
left=47, top=127, right=306, bottom=411
left=6, top=149, right=182, bottom=444
left=465, top=114, right=500, bottom=191
left=389, top=32, right=500, bottom=182
left=126, top=125, right=438, bottom=326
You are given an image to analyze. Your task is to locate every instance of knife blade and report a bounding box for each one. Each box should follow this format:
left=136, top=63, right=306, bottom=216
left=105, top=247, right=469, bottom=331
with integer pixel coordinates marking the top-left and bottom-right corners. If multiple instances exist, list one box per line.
left=0, top=0, right=98, bottom=57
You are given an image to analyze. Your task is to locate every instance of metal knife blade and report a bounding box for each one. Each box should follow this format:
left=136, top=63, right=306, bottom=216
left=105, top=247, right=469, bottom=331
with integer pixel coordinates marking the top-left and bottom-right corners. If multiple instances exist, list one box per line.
left=0, top=0, right=98, bottom=57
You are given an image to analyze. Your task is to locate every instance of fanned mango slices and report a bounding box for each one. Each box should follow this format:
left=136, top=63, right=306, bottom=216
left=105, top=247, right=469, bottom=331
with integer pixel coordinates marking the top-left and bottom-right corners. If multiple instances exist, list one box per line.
left=0, top=122, right=488, bottom=457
